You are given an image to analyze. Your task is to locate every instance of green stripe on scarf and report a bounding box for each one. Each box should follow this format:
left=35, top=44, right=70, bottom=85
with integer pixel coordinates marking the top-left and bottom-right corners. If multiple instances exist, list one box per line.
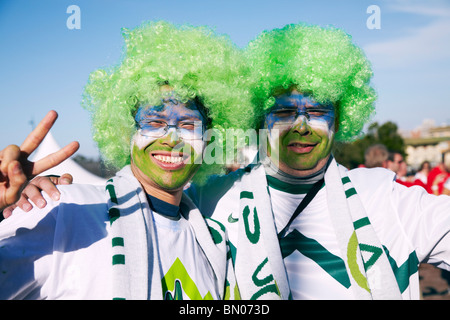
left=112, top=237, right=124, bottom=247
left=113, top=254, right=125, bottom=265
left=353, top=217, right=370, bottom=230
left=345, top=188, right=357, bottom=198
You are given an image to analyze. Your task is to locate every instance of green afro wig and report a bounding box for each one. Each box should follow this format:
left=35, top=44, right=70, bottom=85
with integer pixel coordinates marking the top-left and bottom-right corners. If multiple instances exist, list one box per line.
left=245, top=23, right=376, bottom=141
left=82, top=20, right=255, bottom=183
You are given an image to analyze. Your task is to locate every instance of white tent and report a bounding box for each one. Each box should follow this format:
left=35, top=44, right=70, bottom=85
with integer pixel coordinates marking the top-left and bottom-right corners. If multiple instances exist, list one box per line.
left=30, top=131, right=107, bottom=186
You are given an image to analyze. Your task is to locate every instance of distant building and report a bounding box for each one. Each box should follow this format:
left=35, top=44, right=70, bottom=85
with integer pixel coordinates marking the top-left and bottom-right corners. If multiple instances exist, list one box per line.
left=402, top=120, right=450, bottom=170
left=428, top=125, right=450, bottom=138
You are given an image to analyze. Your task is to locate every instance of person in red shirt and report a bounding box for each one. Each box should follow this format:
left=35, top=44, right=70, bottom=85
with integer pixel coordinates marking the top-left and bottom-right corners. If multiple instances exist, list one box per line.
left=426, top=162, right=449, bottom=195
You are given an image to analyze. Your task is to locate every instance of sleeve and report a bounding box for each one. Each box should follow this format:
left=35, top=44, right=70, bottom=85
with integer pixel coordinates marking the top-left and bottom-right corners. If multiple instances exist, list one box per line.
left=444, top=177, right=450, bottom=190
left=0, top=201, right=57, bottom=299
left=391, top=182, right=450, bottom=271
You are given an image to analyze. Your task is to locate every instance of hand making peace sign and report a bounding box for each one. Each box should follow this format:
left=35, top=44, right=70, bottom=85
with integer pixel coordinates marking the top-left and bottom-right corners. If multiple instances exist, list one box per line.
left=0, top=110, right=79, bottom=212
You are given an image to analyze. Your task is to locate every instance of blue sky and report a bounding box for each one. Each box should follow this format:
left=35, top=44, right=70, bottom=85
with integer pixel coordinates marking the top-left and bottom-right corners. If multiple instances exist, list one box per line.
left=1, top=0, right=449, bottom=158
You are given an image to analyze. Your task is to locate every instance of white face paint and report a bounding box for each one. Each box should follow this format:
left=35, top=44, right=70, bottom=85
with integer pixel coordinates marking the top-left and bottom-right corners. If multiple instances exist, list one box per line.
left=132, top=129, right=158, bottom=150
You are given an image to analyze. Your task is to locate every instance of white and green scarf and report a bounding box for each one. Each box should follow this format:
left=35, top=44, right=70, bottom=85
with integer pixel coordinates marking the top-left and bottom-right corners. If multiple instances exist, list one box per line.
left=234, top=158, right=402, bottom=300
left=105, top=166, right=233, bottom=300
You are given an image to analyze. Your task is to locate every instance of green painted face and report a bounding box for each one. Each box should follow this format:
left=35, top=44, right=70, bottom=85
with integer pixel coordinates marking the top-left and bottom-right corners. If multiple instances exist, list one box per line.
left=131, top=142, right=202, bottom=190
left=265, top=89, right=336, bottom=175
left=131, top=99, right=205, bottom=190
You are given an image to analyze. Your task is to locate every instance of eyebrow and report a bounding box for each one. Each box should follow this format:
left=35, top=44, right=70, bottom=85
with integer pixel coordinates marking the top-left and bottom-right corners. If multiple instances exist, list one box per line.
left=273, top=97, right=334, bottom=109
left=272, top=103, right=333, bottom=110
left=176, top=114, right=203, bottom=121
left=137, top=108, right=203, bottom=121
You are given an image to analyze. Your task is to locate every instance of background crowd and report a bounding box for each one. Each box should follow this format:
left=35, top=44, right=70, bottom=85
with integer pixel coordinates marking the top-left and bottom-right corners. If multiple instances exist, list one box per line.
left=361, top=143, right=450, bottom=196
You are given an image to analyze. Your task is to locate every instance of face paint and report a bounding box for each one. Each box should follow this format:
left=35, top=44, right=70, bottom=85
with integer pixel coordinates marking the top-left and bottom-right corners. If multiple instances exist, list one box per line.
left=133, top=99, right=206, bottom=155
left=131, top=98, right=206, bottom=190
left=265, top=89, right=336, bottom=174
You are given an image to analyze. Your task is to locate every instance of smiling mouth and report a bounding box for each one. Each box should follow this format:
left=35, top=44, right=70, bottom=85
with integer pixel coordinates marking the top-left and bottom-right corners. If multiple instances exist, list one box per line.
left=150, top=151, right=190, bottom=170
left=287, top=142, right=317, bottom=153
left=153, top=154, right=185, bottom=164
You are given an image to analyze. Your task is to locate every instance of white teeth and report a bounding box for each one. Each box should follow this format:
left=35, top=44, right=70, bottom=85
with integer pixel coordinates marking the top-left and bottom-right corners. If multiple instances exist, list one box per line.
left=154, top=155, right=184, bottom=164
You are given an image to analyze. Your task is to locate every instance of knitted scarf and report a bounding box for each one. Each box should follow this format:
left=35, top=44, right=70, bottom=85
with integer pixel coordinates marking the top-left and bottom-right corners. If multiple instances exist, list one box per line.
left=235, top=158, right=402, bottom=299
left=105, top=166, right=230, bottom=300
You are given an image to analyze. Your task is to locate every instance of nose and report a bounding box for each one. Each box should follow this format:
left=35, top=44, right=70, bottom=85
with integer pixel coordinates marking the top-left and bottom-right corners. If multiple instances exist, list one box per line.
left=292, top=114, right=311, bottom=136
left=161, top=127, right=182, bottom=147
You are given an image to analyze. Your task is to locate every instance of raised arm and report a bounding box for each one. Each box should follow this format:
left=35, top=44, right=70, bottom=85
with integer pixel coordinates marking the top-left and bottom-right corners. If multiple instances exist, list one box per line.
left=0, top=110, right=79, bottom=213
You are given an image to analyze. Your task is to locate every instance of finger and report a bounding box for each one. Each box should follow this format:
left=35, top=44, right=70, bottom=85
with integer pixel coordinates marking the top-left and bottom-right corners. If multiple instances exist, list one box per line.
left=59, top=173, right=73, bottom=185
left=3, top=160, right=27, bottom=208
left=12, top=193, right=33, bottom=212
left=0, top=145, right=21, bottom=176
left=2, top=204, right=17, bottom=219
left=19, top=180, right=49, bottom=208
left=20, top=110, right=58, bottom=156
left=46, top=174, right=73, bottom=185
left=29, top=176, right=61, bottom=202
left=30, top=141, right=80, bottom=177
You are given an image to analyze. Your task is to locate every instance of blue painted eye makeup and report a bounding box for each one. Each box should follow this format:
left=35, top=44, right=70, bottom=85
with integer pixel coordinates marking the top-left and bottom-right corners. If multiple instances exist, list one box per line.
left=135, top=100, right=205, bottom=140
left=266, top=93, right=335, bottom=131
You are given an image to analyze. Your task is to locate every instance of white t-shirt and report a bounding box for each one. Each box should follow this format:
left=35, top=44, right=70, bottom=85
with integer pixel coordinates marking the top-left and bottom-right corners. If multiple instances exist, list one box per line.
left=152, top=208, right=220, bottom=300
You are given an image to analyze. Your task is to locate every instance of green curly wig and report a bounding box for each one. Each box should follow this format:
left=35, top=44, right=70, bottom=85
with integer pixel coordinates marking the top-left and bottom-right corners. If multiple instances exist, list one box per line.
left=82, top=20, right=255, bottom=183
left=245, top=22, right=376, bottom=141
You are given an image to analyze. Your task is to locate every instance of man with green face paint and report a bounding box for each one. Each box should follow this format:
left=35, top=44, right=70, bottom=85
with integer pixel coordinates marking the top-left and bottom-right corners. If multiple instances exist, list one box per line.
left=131, top=91, right=207, bottom=196
left=188, top=23, right=450, bottom=300
left=0, top=21, right=253, bottom=300
left=264, top=88, right=336, bottom=175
